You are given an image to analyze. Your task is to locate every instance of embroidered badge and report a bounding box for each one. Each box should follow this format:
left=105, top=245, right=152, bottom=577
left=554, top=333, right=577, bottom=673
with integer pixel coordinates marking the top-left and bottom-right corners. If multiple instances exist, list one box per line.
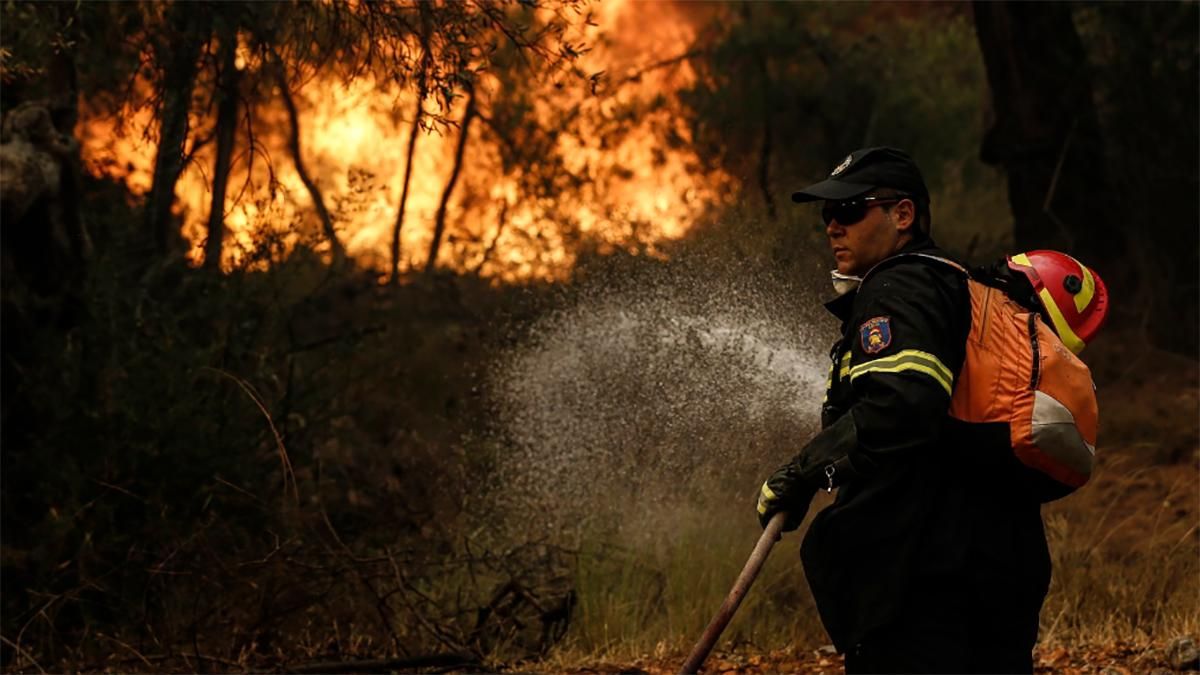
left=831, top=154, right=853, bottom=177
left=859, top=316, right=892, bottom=354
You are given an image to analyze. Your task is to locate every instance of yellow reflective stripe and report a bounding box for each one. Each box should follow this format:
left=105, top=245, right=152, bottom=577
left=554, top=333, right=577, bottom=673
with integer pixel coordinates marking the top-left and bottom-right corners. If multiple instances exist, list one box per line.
left=852, top=362, right=953, bottom=396
left=824, top=351, right=852, bottom=403
left=1074, top=260, right=1095, bottom=313
left=757, top=482, right=777, bottom=514
left=848, top=349, right=954, bottom=396
left=849, top=349, right=953, bottom=383
left=1038, top=287, right=1086, bottom=354
left=1011, top=252, right=1033, bottom=268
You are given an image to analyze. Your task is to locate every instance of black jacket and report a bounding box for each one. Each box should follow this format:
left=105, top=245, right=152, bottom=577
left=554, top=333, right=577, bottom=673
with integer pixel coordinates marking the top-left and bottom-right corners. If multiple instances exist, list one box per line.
left=797, top=239, right=1051, bottom=652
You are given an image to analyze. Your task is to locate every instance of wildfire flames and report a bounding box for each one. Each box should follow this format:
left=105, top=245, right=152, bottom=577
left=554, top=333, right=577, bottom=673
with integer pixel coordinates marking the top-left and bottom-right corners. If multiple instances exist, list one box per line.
left=77, top=1, right=732, bottom=281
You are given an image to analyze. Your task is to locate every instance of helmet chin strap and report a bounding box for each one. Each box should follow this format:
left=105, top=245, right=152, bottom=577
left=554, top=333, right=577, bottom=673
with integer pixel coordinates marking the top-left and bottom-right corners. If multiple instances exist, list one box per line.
left=831, top=270, right=862, bottom=296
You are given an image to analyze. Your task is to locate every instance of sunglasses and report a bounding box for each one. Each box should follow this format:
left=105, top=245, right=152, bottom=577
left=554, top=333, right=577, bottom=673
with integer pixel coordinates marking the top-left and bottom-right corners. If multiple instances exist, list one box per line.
left=821, top=195, right=908, bottom=226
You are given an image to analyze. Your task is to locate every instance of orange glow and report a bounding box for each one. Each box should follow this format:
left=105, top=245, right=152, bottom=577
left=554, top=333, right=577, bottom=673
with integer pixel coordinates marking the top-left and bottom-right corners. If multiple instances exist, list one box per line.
left=77, top=1, right=733, bottom=281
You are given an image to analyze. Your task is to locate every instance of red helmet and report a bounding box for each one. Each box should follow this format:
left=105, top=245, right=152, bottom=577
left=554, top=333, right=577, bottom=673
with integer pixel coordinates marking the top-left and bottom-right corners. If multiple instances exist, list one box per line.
left=1008, top=250, right=1108, bottom=354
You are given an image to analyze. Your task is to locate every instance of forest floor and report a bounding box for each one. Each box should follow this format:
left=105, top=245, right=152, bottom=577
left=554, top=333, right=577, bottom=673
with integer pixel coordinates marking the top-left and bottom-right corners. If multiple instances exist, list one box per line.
left=531, top=638, right=1194, bottom=673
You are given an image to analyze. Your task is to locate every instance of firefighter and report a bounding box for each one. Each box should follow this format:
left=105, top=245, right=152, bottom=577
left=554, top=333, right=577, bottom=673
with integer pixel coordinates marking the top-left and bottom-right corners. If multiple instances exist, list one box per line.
left=756, top=147, right=1044, bottom=674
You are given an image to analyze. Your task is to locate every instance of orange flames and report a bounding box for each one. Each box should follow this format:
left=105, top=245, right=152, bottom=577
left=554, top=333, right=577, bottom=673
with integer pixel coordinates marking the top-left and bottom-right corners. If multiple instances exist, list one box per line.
left=78, top=0, right=732, bottom=281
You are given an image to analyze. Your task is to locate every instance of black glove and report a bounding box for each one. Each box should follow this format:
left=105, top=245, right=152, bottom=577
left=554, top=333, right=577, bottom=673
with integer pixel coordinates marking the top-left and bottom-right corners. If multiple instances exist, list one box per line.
left=756, top=461, right=817, bottom=532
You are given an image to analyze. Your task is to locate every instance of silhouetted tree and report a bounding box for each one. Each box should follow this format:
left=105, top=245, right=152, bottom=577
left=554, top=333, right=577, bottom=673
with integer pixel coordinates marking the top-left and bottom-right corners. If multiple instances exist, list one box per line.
left=972, top=1, right=1125, bottom=266
left=274, top=56, right=347, bottom=266
left=427, top=83, right=477, bottom=275
left=390, top=4, right=432, bottom=285
left=203, top=17, right=241, bottom=270
left=145, top=3, right=211, bottom=257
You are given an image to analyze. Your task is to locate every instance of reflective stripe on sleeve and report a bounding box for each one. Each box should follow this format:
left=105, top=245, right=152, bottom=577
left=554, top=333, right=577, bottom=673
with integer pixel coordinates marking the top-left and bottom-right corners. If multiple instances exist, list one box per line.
left=848, top=349, right=954, bottom=396
left=823, top=351, right=853, bottom=404
left=757, top=482, right=777, bottom=514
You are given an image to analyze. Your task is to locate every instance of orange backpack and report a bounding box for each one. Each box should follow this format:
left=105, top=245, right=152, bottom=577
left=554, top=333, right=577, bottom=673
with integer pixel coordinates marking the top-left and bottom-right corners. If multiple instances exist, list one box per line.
left=910, top=254, right=1099, bottom=497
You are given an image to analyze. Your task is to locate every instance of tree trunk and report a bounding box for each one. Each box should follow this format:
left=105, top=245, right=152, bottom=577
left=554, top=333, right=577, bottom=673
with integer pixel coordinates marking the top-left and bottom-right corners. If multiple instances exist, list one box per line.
left=425, top=85, right=477, bottom=275
left=145, top=5, right=209, bottom=257
left=389, top=95, right=424, bottom=284
left=50, top=2, right=89, bottom=265
left=753, top=43, right=775, bottom=222
left=1086, top=3, right=1198, bottom=353
left=276, top=61, right=346, bottom=266
left=203, top=29, right=241, bottom=271
left=971, top=1, right=1125, bottom=269
left=390, top=12, right=433, bottom=285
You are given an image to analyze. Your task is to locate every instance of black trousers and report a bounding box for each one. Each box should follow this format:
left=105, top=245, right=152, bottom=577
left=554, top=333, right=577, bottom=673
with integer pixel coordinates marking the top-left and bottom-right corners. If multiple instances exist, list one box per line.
left=842, top=578, right=1039, bottom=675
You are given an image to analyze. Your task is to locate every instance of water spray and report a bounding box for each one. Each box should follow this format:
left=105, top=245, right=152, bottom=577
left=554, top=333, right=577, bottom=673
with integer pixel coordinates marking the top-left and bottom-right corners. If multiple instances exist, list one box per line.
left=487, top=259, right=831, bottom=537
left=484, top=254, right=832, bottom=657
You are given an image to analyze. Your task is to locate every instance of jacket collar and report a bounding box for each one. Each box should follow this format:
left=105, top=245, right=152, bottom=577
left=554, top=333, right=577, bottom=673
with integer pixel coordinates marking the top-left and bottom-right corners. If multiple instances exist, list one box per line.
left=822, top=238, right=942, bottom=321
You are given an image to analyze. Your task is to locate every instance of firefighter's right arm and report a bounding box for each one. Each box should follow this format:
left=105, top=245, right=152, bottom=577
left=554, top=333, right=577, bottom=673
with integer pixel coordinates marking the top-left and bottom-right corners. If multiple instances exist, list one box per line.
left=755, top=413, right=857, bottom=530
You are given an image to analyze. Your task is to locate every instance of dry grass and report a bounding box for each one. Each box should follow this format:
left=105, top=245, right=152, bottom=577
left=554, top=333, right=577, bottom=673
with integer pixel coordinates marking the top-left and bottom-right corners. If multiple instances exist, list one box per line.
left=536, top=458, right=1197, bottom=667
left=523, top=500, right=827, bottom=669
left=1040, top=453, right=1199, bottom=646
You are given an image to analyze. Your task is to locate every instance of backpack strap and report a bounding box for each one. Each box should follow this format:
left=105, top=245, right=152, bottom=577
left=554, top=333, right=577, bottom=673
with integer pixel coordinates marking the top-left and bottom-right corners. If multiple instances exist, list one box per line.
left=860, top=251, right=970, bottom=285
left=898, top=252, right=969, bottom=276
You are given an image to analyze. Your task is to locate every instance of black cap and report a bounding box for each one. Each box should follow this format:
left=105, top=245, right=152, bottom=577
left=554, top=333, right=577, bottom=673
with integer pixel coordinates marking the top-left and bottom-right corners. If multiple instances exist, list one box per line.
left=791, top=147, right=930, bottom=204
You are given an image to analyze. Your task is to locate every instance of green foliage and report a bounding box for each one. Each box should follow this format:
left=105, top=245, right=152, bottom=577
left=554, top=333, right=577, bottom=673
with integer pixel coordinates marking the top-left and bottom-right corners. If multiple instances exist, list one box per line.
left=680, top=5, right=986, bottom=188
left=1, top=2, right=151, bottom=113
left=674, top=3, right=1012, bottom=277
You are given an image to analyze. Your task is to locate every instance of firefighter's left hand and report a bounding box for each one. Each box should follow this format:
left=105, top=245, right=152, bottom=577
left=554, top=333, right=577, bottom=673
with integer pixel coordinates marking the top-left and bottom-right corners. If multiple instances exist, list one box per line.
left=756, top=462, right=817, bottom=532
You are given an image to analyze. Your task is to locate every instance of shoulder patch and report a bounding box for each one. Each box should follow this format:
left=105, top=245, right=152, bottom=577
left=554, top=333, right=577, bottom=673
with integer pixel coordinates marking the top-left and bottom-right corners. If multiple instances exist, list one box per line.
left=859, top=316, right=892, bottom=354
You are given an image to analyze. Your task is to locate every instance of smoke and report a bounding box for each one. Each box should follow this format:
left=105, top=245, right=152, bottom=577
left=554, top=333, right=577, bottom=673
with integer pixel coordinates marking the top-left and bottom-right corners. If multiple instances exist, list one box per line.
left=485, top=253, right=836, bottom=542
